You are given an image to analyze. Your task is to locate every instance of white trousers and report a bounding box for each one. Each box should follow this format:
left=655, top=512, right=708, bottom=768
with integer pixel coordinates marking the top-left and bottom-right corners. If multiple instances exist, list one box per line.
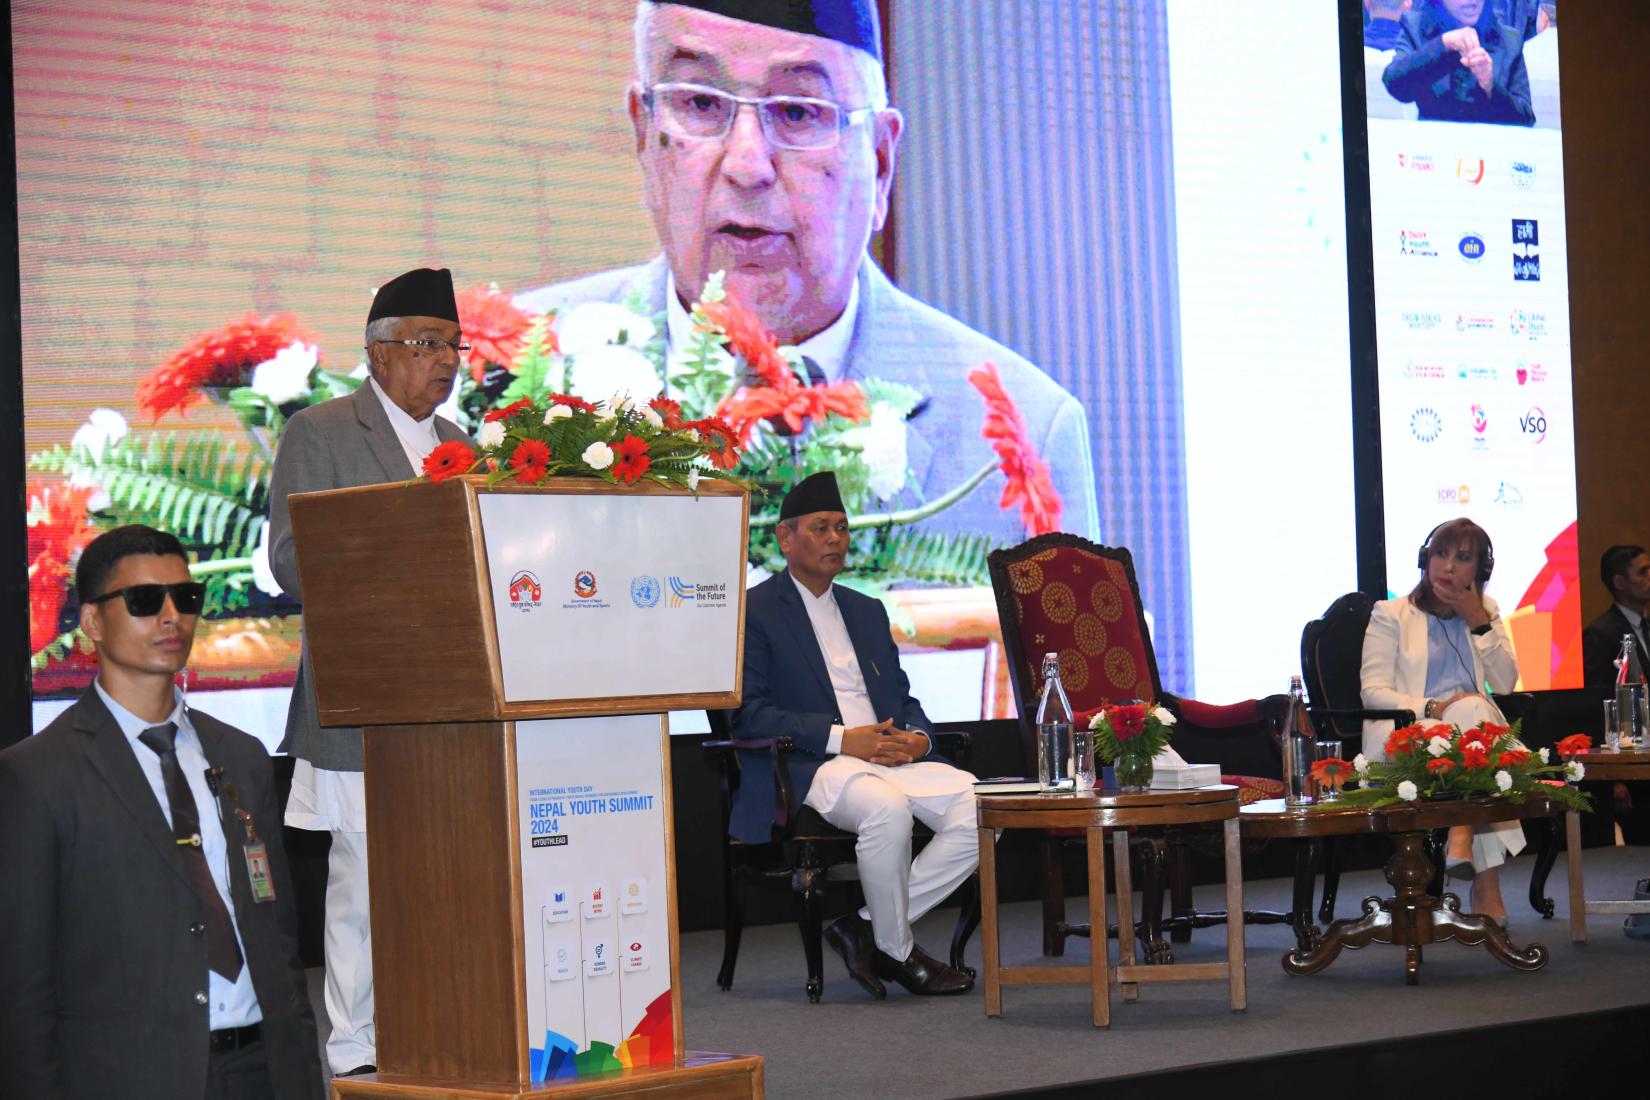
left=323, top=828, right=376, bottom=1073
left=1430, top=695, right=1527, bottom=870
left=817, top=771, right=979, bottom=961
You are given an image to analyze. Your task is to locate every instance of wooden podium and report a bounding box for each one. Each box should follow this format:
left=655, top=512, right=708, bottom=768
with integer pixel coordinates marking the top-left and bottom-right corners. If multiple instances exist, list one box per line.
left=288, top=476, right=763, bottom=1099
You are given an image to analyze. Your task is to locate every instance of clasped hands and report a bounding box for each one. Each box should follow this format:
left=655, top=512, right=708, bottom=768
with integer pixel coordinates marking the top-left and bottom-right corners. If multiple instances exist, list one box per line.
left=1439, top=27, right=1495, bottom=94
left=841, top=719, right=930, bottom=767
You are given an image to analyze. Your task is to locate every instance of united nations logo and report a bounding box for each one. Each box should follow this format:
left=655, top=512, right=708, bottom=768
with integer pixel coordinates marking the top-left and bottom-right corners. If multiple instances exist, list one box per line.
left=630, top=575, right=661, bottom=609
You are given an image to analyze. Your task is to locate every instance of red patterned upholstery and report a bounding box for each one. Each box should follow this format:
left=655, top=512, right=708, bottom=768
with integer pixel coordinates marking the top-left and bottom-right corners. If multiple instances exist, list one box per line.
left=1002, top=545, right=1156, bottom=711
left=1223, top=775, right=1284, bottom=805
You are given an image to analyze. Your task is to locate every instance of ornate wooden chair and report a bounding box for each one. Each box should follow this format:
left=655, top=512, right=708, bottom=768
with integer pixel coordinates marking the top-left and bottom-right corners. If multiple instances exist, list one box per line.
left=1300, top=592, right=1561, bottom=921
left=702, top=710, right=979, bottom=1003
left=986, top=533, right=1287, bottom=960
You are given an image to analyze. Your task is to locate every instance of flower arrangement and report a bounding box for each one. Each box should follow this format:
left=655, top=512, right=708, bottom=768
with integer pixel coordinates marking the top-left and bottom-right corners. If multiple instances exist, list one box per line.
left=417, top=392, right=744, bottom=492
left=1087, top=702, right=1176, bottom=790
left=1315, top=722, right=1592, bottom=811
left=24, top=270, right=1065, bottom=688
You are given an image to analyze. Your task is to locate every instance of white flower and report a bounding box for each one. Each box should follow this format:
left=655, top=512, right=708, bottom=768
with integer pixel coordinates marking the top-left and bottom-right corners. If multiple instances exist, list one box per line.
left=565, top=344, right=662, bottom=406
left=1566, top=760, right=1585, bottom=781
left=477, top=420, right=506, bottom=449
left=71, top=408, right=127, bottom=459
left=1152, top=706, right=1176, bottom=727
left=686, top=468, right=701, bottom=491
left=1353, top=753, right=1370, bottom=775
left=1397, top=780, right=1419, bottom=802
left=250, top=341, right=318, bottom=405
left=555, top=302, right=656, bottom=357
left=641, top=404, right=665, bottom=429
left=349, top=361, right=370, bottom=380
left=251, top=522, right=282, bottom=597
left=1495, top=769, right=1513, bottom=792
left=1538, top=747, right=1550, bottom=763
left=582, top=441, right=614, bottom=470
left=841, top=402, right=909, bottom=500
left=1427, top=735, right=1451, bottom=757
left=544, top=404, right=573, bottom=424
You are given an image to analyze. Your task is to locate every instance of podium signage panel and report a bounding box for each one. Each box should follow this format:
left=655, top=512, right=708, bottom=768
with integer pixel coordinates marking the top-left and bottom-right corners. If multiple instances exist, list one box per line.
left=478, top=491, right=743, bottom=703
left=516, top=714, right=675, bottom=1080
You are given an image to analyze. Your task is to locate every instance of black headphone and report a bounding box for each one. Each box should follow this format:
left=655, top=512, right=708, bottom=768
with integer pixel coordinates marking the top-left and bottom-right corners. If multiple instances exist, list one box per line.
left=1417, top=521, right=1494, bottom=585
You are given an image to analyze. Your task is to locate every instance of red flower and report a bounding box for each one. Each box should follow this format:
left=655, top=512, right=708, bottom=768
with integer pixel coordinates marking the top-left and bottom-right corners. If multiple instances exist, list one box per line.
left=484, top=397, right=534, bottom=424
left=549, top=393, right=597, bottom=413
left=455, top=286, right=533, bottom=383
left=611, top=434, right=652, bottom=485
left=967, top=362, right=1063, bottom=536
left=649, top=396, right=685, bottom=430
left=716, top=381, right=868, bottom=441
left=1460, top=726, right=1496, bottom=750
left=27, top=479, right=101, bottom=566
left=696, top=294, right=791, bottom=389
left=507, top=438, right=550, bottom=485
left=136, top=313, right=313, bottom=420
left=1427, top=757, right=1457, bottom=775
left=1106, top=703, right=1149, bottom=741
left=1497, top=749, right=1531, bottom=767
left=1311, top=757, right=1354, bottom=790
left=692, top=417, right=741, bottom=470
left=1385, top=724, right=1429, bottom=757
left=1460, top=744, right=1491, bottom=770
left=422, top=440, right=477, bottom=482
left=28, top=552, right=72, bottom=654
left=1555, top=733, right=1593, bottom=758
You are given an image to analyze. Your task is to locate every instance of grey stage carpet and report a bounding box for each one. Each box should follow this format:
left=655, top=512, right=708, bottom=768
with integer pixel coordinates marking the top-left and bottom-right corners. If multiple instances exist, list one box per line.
left=309, top=845, right=1650, bottom=1099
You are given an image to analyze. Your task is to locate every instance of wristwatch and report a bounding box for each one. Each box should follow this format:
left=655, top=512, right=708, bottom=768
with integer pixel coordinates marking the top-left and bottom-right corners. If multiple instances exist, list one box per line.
left=1471, top=622, right=1493, bottom=636
left=1424, top=698, right=1440, bottom=720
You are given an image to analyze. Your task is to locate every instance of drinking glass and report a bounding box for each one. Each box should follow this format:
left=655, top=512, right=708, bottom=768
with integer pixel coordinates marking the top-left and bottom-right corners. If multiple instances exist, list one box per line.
left=1316, top=739, right=1343, bottom=802
left=1603, top=700, right=1620, bottom=751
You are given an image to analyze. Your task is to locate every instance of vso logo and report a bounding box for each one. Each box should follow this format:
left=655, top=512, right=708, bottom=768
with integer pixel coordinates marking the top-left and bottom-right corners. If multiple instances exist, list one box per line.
left=1519, top=407, right=1547, bottom=442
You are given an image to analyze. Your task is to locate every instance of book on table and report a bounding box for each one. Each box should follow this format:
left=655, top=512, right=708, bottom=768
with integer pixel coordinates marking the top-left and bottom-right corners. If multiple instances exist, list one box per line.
left=973, top=776, right=1044, bottom=794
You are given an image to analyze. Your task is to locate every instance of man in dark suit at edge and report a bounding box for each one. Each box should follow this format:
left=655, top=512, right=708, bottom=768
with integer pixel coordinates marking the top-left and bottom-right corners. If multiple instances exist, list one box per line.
left=1582, top=544, right=1650, bottom=846
left=0, top=525, right=322, bottom=1100
left=733, top=472, right=977, bottom=999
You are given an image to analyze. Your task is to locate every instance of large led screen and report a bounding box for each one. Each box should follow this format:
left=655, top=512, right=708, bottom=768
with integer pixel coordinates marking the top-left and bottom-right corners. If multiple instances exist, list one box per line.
left=1363, top=0, right=1579, bottom=688
left=20, top=1, right=1355, bottom=743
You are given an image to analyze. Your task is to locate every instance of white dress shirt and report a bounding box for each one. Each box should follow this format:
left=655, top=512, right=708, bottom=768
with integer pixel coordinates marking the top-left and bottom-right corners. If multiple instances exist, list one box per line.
left=367, top=374, right=441, bottom=471
left=96, top=681, right=262, bottom=1028
left=665, top=274, right=860, bottom=385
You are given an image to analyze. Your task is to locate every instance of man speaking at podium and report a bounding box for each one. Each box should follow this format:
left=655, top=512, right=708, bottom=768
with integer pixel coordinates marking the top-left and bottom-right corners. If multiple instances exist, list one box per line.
left=517, top=0, right=1098, bottom=545
left=266, top=267, right=472, bottom=1076
left=734, top=473, right=977, bottom=998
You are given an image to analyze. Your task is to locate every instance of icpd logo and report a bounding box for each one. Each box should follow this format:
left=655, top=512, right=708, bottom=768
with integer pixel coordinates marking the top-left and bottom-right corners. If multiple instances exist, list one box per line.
left=508, top=570, right=541, bottom=612
left=573, top=570, right=598, bottom=599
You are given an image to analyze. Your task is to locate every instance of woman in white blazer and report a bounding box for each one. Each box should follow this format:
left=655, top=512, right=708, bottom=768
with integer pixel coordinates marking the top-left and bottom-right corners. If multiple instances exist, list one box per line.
left=1361, top=518, right=1523, bottom=923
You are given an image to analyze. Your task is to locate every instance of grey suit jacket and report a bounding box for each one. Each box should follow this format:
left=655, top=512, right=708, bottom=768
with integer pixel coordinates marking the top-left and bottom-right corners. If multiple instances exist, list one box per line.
left=268, top=381, right=470, bottom=770
left=517, top=256, right=1099, bottom=545
left=0, top=691, right=323, bottom=1100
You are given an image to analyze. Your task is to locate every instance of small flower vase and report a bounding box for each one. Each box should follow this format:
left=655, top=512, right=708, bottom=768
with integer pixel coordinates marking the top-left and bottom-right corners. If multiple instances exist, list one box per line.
left=1115, top=752, right=1154, bottom=793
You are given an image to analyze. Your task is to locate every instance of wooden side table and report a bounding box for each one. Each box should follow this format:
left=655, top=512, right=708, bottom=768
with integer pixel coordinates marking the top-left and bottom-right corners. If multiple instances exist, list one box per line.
left=1240, top=794, right=1570, bottom=983
left=976, top=786, right=1245, bottom=1028
left=1566, top=748, right=1650, bottom=943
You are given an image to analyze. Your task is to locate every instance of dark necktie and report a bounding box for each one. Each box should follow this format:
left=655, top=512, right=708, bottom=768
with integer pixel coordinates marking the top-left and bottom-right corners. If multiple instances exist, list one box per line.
left=138, top=722, right=244, bottom=981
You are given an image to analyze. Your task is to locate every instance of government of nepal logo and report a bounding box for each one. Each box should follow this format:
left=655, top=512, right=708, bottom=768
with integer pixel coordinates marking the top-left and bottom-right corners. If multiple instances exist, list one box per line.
left=507, top=570, right=541, bottom=611
left=631, top=575, right=661, bottom=609
left=573, top=570, right=598, bottom=599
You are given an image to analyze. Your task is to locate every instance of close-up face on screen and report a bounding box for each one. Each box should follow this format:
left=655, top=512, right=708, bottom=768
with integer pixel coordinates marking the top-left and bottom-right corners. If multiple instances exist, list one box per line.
left=17, top=1, right=1570, bottom=741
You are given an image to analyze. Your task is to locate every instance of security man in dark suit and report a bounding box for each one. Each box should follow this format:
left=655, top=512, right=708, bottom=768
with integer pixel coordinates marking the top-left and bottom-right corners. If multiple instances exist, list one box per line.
left=0, top=525, right=322, bottom=1100
left=1581, top=543, right=1650, bottom=845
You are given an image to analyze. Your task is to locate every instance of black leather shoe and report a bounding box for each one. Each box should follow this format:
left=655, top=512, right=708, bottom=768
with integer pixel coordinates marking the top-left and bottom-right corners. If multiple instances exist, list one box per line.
left=872, top=944, right=975, bottom=995
left=823, top=914, right=886, bottom=1000
left=335, top=1065, right=376, bottom=1077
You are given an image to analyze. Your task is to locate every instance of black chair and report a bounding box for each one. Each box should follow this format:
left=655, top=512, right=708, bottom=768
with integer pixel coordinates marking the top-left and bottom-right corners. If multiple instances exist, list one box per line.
left=702, top=710, right=980, bottom=1003
left=1300, top=592, right=1560, bottom=923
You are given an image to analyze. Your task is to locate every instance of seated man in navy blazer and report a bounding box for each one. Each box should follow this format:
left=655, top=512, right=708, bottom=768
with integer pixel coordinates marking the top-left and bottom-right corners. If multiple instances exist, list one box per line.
left=734, top=472, right=977, bottom=998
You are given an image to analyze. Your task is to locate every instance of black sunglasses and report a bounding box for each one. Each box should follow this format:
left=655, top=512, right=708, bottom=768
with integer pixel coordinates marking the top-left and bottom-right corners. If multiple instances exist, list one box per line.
left=87, top=581, right=207, bottom=617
